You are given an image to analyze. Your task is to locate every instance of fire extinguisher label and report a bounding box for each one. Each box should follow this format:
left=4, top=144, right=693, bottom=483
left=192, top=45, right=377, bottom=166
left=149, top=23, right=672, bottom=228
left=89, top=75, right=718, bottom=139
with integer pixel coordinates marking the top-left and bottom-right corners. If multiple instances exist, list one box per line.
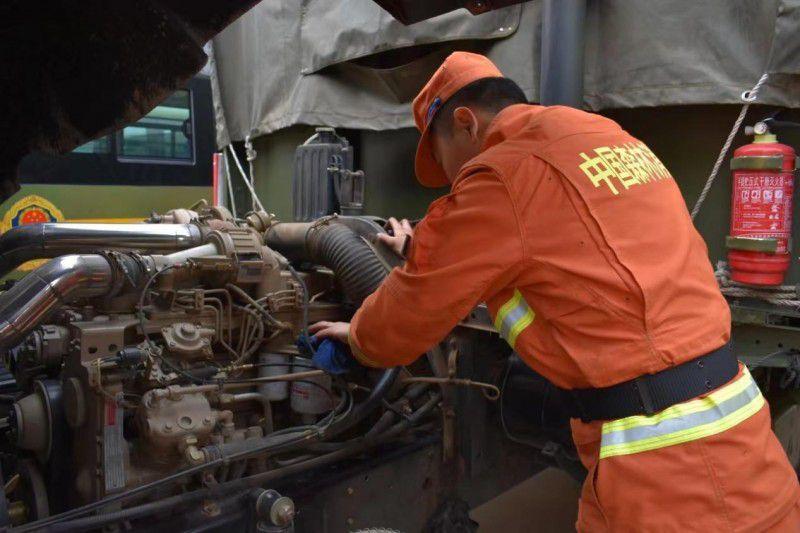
left=731, top=172, right=794, bottom=253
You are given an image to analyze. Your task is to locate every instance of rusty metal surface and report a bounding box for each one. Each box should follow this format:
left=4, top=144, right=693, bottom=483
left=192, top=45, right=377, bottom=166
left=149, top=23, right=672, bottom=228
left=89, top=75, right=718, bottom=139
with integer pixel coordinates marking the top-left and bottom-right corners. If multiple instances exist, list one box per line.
left=0, top=0, right=261, bottom=203
left=293, top=444, right=441, bottom=532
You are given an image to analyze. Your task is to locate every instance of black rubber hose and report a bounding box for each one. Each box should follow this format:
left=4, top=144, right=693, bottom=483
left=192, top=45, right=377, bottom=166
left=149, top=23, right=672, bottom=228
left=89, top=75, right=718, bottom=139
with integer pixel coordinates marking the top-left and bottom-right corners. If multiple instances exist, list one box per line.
left=214, top=392, right=441, bottom=493
left=325, top=367, right=400, bottom=438
left=45, top=489, right=210, bottom=532
left=200, top=428, right=308, bottom=463
left=305, top=383, right=430, bottom=452
left=308, top=223, right=389, bottom=307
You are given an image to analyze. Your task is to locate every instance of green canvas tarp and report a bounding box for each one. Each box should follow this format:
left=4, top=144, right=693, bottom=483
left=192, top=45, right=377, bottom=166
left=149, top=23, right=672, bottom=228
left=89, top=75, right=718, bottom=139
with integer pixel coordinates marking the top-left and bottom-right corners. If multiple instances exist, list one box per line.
left=211, top=0, right=800, bottom=146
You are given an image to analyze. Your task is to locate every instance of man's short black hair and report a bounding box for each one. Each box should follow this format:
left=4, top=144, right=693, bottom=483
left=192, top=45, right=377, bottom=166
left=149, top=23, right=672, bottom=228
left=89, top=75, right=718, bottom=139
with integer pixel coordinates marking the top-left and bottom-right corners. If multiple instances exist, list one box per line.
left=429, top=77, right=527, bottom=137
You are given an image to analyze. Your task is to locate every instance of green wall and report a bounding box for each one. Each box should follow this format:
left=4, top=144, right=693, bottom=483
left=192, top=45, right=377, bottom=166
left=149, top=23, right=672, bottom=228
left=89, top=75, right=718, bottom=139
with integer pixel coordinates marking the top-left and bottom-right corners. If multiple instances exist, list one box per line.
left=251, top=127, right=316, bottom=221
left=358, top=129, right=445, bottom=220
left=251, top=126, right=444, bottom=222
left=0, top=184, right=211, bottom=222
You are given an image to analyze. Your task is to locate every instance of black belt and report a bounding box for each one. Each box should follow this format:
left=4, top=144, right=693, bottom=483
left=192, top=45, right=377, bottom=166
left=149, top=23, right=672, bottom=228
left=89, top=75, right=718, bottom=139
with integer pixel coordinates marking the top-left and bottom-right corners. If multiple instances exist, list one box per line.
left=561, top=342, right=738, bottom=422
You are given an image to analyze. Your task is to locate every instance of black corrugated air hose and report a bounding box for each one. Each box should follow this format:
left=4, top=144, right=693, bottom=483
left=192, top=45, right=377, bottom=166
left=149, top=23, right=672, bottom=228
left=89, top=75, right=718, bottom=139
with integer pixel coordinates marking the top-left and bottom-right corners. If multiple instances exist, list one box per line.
left=266, top=220, right=401, bottom=437
left=308, top=223, right=389, bottom=306
left=305, top=222, right=401, bottom=436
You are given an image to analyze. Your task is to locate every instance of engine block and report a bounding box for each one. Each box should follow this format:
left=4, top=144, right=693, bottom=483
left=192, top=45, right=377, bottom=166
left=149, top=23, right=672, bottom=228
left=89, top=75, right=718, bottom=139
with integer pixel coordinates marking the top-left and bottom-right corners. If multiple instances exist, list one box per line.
left=0, top=205, right=441, bottom=528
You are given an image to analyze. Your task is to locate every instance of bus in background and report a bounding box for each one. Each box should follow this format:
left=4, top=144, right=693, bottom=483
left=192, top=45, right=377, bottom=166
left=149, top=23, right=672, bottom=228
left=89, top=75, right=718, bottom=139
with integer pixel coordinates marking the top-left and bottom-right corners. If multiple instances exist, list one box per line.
left=2, top=75, right=215, bottom=274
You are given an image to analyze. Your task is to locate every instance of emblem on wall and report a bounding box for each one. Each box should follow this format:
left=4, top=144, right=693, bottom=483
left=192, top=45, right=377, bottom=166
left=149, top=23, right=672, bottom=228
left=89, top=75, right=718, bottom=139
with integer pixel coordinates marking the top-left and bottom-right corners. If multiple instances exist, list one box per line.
left=1, top=194, right=65, bottom=272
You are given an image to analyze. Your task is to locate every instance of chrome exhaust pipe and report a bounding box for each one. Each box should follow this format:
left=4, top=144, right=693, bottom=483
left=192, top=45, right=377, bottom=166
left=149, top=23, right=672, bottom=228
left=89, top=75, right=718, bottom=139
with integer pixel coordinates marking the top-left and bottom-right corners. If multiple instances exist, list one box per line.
left=0, top=255, right=117, bottom=350
left=0, top=223, right=204, bottom=277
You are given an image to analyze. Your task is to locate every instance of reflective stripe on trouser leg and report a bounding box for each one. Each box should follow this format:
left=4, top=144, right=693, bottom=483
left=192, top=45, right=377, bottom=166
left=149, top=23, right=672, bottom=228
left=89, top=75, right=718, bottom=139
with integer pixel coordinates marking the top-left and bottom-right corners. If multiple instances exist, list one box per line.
left=494, top=289, right=535, bottom=348
left=599, top=367, right=764, bottom=459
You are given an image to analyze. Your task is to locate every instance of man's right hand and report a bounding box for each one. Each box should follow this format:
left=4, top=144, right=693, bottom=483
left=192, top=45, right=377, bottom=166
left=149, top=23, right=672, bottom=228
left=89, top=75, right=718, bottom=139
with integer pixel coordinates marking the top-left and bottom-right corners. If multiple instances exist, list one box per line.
left=377, top=217, right=414, bottom=258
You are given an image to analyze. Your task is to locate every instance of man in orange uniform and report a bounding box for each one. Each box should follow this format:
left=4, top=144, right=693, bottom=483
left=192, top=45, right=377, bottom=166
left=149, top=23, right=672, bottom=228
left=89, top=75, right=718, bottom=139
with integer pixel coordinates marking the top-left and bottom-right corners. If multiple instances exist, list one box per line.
left=310, top=52, right=800, bottom=531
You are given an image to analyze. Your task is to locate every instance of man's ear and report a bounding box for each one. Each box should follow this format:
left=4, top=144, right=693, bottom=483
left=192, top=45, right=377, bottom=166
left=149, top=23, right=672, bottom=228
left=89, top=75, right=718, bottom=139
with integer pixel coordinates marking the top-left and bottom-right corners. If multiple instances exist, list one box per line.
left=452, top=106, right=479, bottom=141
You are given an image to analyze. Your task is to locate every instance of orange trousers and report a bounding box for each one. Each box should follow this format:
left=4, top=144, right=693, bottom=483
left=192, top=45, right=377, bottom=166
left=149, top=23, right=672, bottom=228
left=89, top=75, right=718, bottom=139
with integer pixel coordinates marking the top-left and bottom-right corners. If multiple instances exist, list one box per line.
left=571, top=403, right=800, bottom=532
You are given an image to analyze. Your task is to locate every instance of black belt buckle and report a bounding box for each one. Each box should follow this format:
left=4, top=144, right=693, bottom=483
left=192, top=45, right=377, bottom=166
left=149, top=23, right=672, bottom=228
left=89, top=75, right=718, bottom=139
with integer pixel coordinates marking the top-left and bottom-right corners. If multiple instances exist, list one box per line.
left=633, top=376, right=656, bottom=416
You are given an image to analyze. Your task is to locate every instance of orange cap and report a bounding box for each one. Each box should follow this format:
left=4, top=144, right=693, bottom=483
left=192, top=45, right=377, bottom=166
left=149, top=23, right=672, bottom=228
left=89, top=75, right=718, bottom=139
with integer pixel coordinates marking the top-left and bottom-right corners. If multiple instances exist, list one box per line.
left=412, top=52, right=504, bottom=188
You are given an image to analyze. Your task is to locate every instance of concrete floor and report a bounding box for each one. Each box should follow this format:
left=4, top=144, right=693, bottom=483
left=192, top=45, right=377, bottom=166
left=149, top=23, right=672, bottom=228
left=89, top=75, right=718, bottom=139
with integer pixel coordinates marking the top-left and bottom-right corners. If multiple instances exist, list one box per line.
left=470, top=468, right=582, bottom=532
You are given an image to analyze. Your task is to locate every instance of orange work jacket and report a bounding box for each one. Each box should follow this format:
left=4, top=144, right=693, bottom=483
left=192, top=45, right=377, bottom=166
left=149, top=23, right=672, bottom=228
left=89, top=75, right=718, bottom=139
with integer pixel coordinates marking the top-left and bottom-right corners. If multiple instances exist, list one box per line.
left=349, top=103, right=731, bottom=390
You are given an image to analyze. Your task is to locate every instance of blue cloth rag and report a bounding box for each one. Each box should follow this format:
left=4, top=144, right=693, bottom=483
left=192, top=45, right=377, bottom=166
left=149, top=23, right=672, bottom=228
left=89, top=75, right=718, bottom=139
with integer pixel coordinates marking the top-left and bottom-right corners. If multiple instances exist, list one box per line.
left=297, top=333, right=356, bottom=375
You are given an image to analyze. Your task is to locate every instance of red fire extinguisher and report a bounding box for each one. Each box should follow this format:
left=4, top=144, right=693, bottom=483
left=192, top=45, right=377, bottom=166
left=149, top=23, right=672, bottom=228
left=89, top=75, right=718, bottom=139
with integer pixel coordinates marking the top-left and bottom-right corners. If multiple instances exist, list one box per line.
left=728, top=121, right=797, bottom=285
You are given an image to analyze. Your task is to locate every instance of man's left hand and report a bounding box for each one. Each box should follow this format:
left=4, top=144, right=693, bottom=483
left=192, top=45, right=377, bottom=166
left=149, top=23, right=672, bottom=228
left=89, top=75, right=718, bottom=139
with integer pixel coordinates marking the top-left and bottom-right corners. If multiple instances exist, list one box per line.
left=308, top=321, right=350, bottom=344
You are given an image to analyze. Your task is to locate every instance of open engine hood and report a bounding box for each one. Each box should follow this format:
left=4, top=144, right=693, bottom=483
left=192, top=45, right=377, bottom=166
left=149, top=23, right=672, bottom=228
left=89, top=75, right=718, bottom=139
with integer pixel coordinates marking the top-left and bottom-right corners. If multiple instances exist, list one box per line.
left=0, top=0, right=262, bottom=204
left=368, top=0, right=528, bottom=25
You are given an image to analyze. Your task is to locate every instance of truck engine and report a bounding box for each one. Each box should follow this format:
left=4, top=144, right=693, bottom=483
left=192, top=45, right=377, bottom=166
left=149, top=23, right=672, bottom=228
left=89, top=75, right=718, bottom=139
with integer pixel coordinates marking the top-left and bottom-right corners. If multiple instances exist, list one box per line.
left=0, top=206, right=448, bottom=530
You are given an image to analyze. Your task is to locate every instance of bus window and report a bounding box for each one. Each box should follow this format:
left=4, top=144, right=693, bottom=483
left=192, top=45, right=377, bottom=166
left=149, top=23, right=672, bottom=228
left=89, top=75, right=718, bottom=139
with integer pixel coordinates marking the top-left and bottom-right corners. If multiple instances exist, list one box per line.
left=72, top=135, right=111, bottom=154
left=16, top=75, right=213, bottom=188
left=117, top=90, right=194, bottom=163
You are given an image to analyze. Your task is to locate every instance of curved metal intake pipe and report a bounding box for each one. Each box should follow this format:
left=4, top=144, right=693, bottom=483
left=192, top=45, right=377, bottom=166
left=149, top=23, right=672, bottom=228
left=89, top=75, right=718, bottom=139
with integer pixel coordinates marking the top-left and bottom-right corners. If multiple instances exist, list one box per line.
left=0, top=239, right=227, bottom=352
left=0, top=223, right=204, bottom=277
left=0, top=255, right=117, bottom=350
